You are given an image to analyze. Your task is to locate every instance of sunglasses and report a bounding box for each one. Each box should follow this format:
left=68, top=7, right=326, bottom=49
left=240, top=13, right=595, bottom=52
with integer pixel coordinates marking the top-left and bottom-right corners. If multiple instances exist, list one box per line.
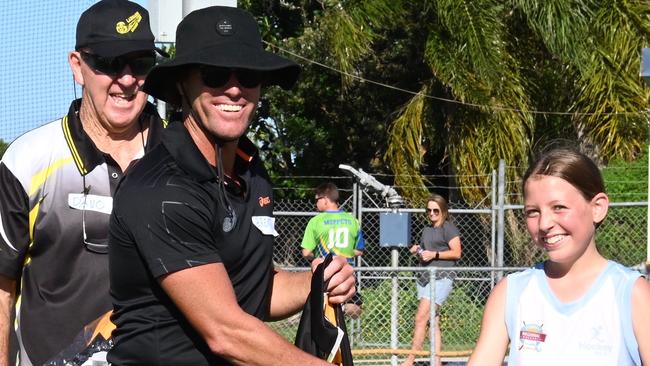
left=425, top=208, right=440, bottom=215
left=80, top=51, right=156, bottom=76
left=315, top=196, right=326, bottom=203
left=199, top=66, right=265, bottom=89
left=81, top=185, right=108, bottom=254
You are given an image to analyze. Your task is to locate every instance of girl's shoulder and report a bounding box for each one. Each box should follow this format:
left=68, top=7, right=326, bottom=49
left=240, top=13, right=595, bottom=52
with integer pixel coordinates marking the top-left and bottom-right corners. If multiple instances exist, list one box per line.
left=604, top=260, right=643, bottom=287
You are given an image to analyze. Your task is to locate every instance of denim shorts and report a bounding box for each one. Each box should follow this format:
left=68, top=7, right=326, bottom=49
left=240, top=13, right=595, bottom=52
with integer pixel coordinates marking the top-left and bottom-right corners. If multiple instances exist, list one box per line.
left=416, top=278, right=453, bottom=305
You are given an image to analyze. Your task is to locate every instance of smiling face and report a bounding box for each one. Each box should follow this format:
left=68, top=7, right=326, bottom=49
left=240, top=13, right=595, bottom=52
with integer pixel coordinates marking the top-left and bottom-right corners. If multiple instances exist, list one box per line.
left=180, top=67, right=261, bottom=142
left=426, top=201, right=443, bottom=226
left=70, top=50, right=150, bottom=133
left=523, top=175, right=608, bottom=265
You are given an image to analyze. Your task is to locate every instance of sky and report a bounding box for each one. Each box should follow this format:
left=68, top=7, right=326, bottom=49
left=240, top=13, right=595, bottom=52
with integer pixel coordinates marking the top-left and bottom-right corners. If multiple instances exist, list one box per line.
left=0, top=0, right=147, bottom=143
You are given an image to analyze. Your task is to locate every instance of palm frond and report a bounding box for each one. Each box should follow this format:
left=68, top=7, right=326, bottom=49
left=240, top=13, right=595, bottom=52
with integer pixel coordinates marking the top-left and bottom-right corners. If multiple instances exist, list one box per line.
left=385, top=85, right=431, bottom=200
left=316, top=0, right=406, bottom=86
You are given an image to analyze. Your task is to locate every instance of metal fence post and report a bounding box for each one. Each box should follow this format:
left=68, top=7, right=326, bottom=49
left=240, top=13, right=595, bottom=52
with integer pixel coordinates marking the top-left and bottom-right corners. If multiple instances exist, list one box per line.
left=352, top=181, right=360, bottom=348
left=647, top=145, right=650, bottom=263
left=391, top=250, right=399, bottom=366
left=641, top=47, right=650, bottom=264
left=491, top=169, right=497, bottom=288
left=429, top=267, right=437, bottom=365
left=497, top=160, right=505, bottom=280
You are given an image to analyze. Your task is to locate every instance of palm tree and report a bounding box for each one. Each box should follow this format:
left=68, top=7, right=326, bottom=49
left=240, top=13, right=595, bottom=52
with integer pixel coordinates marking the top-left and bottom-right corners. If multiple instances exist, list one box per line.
left=244, top=0, right=650, bottom=264
left=386, top=0, right=650, bottom=203
left=253, top=0, right=650, bottom=198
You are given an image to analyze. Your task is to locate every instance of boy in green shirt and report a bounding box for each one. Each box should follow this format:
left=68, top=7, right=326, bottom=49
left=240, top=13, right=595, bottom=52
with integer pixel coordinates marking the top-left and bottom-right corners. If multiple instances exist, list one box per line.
left=301, top=182, right=365, bottom=317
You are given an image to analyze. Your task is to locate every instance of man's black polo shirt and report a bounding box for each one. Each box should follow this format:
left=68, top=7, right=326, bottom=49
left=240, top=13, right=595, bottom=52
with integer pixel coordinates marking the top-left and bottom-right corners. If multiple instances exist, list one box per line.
left=108, top=121, right=276, bottom=365
left=0, top=99, right=164, bottom=366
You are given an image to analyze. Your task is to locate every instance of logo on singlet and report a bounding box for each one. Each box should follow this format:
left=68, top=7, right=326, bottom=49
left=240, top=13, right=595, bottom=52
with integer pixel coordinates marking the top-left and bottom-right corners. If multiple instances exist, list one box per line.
left=519, top=322, right=546, bottom=352
left=578, top=325, right=613, bottom=356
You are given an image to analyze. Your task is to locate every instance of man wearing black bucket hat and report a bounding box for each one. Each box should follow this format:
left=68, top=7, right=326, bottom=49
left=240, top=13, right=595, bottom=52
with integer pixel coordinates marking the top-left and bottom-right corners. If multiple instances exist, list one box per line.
left=0, top=1, right=167, bottom=365
left=108, top=6, right=356, bottom=365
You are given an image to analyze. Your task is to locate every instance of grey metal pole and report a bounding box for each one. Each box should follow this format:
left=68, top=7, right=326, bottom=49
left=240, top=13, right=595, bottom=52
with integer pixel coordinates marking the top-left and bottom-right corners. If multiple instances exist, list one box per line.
left=428, top=267, right=437, bottom=365
left=491, top=169, right=497, bottom=288
left=497, top=160, right=506, bottom=280
left=352, top=181, right=360, bottom=348
left=391, top=248, right=399, bottom=366
left=641, top=47, right=650, bottom=263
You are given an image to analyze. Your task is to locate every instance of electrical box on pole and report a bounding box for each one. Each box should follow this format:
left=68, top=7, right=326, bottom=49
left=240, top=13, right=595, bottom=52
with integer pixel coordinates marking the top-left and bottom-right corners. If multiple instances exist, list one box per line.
left=379, top=212, right=411, bottom=248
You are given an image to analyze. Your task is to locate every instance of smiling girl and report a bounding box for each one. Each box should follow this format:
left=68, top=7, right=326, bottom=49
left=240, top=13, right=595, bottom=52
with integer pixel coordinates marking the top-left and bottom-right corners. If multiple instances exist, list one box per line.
left=468, top=147, right=650, bottom=365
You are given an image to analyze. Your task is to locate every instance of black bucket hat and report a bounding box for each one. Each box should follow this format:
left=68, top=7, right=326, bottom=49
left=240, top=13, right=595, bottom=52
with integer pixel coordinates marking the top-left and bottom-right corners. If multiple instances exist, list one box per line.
left=75, top=0, right=167, bottom=58
left=143, top=6, right=301, bottom=106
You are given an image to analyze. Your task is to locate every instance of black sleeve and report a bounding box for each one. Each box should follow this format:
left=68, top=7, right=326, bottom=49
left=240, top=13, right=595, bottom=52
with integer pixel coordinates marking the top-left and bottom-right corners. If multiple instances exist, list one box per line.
left=0, top=162, right=30, bottom=279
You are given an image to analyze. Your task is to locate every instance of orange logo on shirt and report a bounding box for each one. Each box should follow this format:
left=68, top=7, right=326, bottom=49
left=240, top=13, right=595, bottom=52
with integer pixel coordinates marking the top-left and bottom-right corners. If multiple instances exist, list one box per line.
left=259, top=196, right=271, bottom=207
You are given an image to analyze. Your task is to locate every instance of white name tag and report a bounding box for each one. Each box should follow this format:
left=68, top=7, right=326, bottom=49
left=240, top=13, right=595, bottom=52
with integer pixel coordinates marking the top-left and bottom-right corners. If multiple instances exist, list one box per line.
left=252, top=216, right=279, bottom=237
left=68, top=193, right=113, bottom=215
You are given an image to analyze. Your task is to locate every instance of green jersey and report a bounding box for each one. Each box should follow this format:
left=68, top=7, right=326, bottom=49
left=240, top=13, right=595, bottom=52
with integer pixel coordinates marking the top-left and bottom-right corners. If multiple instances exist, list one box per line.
left=300, top=210, right=365, bottom=262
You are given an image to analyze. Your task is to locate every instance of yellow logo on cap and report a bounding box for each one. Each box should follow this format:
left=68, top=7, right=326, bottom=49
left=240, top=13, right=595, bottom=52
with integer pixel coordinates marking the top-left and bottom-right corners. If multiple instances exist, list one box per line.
left=115, top=11, right=142, bottom=34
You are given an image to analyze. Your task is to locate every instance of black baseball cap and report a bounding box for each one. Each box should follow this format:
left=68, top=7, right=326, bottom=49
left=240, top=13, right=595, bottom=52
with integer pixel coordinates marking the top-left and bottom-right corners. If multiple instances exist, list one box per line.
left=75, top=0, right=167, bottom=58
left=143, top=6, right=300, bottom=106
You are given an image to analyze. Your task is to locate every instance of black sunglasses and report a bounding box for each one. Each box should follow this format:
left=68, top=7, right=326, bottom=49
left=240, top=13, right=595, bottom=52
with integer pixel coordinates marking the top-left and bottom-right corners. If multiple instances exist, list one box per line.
left=80, top=51, right=156, bottom=76
left=425, top=208, right=440, bottom=215
left=199, top=66, right=265, bottom=89
left=81, top=185, right=108, bottom=254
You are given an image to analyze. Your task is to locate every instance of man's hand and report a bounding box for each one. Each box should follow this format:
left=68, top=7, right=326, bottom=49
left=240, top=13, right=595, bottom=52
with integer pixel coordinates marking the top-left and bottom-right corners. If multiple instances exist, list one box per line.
left=311, top=256, right=355, bottom=305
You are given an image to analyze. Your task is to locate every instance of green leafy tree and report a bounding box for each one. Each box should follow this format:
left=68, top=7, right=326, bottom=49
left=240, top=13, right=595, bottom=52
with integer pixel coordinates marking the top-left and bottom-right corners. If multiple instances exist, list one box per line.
left=241, top=1, right=650, bottom=198
left=0, top=139, right=7, bottom=159
left=243, top=0, right=414, bottom=197
left=240, top=1, right=650, bottom=263
left=385, top=1, right=650, bottom=203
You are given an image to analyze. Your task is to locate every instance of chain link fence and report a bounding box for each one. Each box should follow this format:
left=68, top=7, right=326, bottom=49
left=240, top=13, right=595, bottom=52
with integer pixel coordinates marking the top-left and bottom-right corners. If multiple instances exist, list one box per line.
left=270, top=166, right=648, bottom=365
left=268, top=267, right=523, bottom=365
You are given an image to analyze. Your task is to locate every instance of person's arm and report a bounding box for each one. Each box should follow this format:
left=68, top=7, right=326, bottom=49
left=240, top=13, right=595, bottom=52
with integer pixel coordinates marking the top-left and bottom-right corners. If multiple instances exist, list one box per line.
left=353, top=229, right=364, bottom=258
left=631, top=277, right=650, bottom=364
left=409, top=244, right=421, bottom=255
left=411, top=228, right=426, bottom=256
left=159, top=263, right=338, bottom=366
left=268, top=269, right=311, bottom=320
left=467, top=278, right=510, bottom=366
left=420, top=236, right=461, bottom=262
left=301, top=248, right=315, bottom=261
left=268, top=256, right=355, bottom=320
left=0, top=275, right=15, bottom=366
left=300, top=219, right=317, bottom=261
left=0, top=157, right=30, bottom=366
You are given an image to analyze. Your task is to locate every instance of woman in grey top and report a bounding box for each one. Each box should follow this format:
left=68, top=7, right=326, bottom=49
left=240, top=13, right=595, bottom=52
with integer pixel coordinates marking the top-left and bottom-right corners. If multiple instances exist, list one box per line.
left=402, top=194, right=462, bottom=366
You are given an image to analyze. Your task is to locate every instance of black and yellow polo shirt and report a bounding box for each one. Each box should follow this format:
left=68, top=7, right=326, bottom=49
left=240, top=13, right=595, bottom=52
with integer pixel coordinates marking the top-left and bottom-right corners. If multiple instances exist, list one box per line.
left=0, top=99, right=164, bottom=366
left=108, top=121, right=277, bottom=365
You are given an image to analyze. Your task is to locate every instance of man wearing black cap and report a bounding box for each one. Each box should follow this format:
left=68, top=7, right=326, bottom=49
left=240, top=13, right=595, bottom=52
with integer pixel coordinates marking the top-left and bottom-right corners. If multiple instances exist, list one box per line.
left=0, top=1, right=166, bottom=365
left=108, top=6, right=356, bottom=365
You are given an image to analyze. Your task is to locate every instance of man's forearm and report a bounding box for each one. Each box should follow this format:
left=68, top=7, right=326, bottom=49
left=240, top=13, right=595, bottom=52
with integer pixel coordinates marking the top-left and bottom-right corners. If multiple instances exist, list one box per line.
left=0, top=277, right=16, bottom=366
left=268, top=269, right=311, bottom=320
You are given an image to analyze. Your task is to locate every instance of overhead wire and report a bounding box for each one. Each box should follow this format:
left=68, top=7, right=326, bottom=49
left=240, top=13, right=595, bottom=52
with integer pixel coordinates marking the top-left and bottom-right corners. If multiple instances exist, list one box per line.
left=263, top=41, right=650, bottom=118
